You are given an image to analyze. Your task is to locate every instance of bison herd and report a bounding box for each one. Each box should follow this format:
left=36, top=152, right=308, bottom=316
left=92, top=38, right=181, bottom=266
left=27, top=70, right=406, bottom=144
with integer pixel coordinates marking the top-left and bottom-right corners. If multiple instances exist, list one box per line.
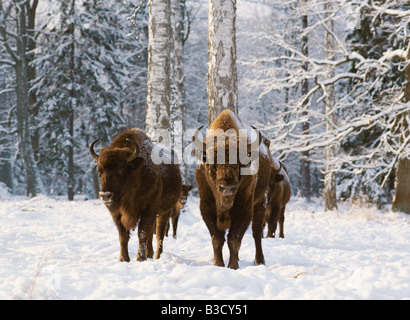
left=90, top=110, right=291, bottom=269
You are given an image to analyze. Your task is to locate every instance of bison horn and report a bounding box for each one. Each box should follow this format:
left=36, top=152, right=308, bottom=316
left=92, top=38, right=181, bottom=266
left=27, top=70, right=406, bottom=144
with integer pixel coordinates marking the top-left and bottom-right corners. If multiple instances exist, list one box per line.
left=192, top=125, right=207, bottom=159
left=248, top=126, right=263, bottom=153
left=126, top=138, right=140, bottom=162
left=89, top=139, right=100, bottom=162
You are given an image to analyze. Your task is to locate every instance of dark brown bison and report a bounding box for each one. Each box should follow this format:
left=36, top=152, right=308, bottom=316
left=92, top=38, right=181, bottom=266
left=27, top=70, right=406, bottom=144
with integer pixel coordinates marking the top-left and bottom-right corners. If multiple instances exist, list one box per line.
left=166, top=184, right=193, bottom=238
left=90, top=128, right=182, bottom=262
left=265, top=160, right=291, bottom=238
left=193, top=110, right=272, bottom=269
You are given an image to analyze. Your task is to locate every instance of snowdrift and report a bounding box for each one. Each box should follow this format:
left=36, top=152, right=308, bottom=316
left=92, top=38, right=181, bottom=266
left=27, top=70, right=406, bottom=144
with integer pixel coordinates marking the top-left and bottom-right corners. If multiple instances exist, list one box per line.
left=0, top=194, right=409, bottom=299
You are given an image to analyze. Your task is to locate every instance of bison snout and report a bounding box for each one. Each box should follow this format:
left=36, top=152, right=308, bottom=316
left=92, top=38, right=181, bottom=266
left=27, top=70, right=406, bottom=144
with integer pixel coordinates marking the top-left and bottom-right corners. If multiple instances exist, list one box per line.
left=99, top=191, right=114, bottom=205
left=218, top=184, right=236, bottom=195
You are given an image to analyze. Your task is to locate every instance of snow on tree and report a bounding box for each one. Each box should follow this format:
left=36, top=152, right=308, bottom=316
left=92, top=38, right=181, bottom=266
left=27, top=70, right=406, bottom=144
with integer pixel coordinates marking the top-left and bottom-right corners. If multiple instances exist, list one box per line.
left=237, top=0, right=409, bottom=209
left=1, top=0, right=409, bottom=212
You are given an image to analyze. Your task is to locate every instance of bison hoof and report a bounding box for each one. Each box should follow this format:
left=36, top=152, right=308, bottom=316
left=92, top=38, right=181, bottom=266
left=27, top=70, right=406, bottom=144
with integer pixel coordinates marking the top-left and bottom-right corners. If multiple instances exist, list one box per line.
left=137, top=255, right=147, bottom=262
left=213, top=260, right=225, bottom=268
left=227, top=262, right=239, bottom=270
left=119, top=255, right=130, bottom=262
left=254, top=259, right=265, bottom=266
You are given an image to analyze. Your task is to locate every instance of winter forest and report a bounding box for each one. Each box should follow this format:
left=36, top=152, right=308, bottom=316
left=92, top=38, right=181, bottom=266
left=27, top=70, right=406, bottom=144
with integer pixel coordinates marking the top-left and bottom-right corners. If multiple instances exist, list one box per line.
left=1, top=0, right=410, bottom=212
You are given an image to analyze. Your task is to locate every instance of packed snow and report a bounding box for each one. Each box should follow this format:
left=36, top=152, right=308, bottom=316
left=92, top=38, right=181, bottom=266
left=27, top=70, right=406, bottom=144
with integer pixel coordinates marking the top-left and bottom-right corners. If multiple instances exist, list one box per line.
left=0, top=190, right=409, bottom=300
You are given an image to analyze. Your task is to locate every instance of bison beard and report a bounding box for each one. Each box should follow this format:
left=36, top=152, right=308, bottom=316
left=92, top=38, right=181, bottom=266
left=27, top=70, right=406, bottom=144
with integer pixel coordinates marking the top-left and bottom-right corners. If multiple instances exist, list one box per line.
left=193, top=110, right=272, bottom=269
left=90, top=128, right=182, bottom=262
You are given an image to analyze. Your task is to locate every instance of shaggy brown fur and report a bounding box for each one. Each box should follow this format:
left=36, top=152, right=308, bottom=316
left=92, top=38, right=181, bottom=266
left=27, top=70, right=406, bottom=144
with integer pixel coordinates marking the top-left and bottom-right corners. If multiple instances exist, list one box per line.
left=265, top=160, right=291, bottom=238
left=166, top=184, right=193, bottom=238
left=193, top=110, right=272, bottom=269
left=90, top=128, right=182, bottom=262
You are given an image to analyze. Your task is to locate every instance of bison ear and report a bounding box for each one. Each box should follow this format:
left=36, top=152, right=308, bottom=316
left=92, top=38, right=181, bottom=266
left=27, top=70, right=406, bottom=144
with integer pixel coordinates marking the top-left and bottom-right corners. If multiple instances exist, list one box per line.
left=188, top=185, right=193, bottom=191
left=275, top=174, right=284, bottom=183
left=128, top=156, right=144, bottom=169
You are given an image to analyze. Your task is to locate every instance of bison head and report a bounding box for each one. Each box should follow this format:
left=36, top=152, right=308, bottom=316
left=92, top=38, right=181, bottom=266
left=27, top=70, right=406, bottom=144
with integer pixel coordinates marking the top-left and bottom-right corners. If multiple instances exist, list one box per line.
left=193, top=126, right=262, bottom=213
left=180, top=184, right=193, bottom=205
left=90, top=138, right=144, bottom=208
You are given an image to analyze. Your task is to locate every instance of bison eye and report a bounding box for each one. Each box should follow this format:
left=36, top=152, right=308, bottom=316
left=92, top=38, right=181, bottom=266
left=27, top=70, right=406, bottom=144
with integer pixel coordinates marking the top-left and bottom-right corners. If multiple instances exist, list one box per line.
left=119, top=168, right=127, bottom=176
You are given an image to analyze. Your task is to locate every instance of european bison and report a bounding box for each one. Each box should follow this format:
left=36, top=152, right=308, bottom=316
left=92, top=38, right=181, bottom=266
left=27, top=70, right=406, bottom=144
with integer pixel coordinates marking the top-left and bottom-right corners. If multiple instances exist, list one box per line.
left=166, top=184, right=193, bottom=238
left=90, top=128, right=182, bottom=262
left=265, top=160, right=291, bottom=238
left=193, top=110, right=272, bottom=269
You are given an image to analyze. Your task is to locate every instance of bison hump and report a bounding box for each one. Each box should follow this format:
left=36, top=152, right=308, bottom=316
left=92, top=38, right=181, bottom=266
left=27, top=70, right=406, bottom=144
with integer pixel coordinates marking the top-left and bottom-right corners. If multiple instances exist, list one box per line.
left=210, top=110, right=244, bottom=132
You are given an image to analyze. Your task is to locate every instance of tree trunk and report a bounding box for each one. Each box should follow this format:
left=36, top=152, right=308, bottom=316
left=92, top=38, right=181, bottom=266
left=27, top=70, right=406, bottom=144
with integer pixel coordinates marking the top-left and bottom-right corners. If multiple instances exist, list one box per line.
left=27, top=0, right=39, bottom=162
left=146, top=0, right=172, bottom=139
left=171, top=0, right=187, bottom=175
left=392, top=42, right=410, bottom=213
left=67, top=0, right=76, bottom=201
left=0, top=70, right=13, bottom=192
left=207, top=0, right=238, bottom=127
left=13, top=2, right=44, bottom=197
left=300, top=0, right=311, bottom=200
left=324, top=1, right=337, bottom=211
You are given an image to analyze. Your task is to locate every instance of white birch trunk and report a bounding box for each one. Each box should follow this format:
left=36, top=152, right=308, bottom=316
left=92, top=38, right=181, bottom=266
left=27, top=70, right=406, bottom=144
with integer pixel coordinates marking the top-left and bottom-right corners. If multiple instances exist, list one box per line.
left=171, top=0, right=186, bottom=172
left=300, top=0, right=311, bottom=200
left=146, top=0, right=172, bottom=140
left=207, top=0, right=238, bottom=126
left=324, top=1, right=337, bottom=210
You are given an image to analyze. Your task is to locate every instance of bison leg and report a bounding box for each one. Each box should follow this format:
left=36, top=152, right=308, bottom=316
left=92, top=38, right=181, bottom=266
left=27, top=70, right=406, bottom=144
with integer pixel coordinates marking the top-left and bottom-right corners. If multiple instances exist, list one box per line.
left=267, top=204, right=280, bottom=238
left=226, top=203, right=253, bottom=269
left=203, top=210, right=225, bottom=267
left=227, top=219, right=251, bottom=269
left=226, top=234, right=242, bottom=270
left=172, top=211, right=180, bottom=239
left=202, top=206, right=225, bottom=267
left=252, top=201, right=266, bottom=266
left=211, top=231, right=226, bottom=267
left=278, top=207, right=285, bottom=238
left=146, top=224, right=154, bottom=259
left=198, top=196, right=225, bottom=267
left=136, top=208, right=156, bottom=261
left=155, top=210, right=172, bottom=259
left=113, top=217, right=130, bottom=262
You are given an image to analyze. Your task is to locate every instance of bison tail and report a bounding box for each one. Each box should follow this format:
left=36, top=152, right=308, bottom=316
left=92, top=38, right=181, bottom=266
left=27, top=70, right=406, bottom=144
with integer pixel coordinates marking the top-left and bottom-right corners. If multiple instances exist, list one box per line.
left=217, top=211, right=231, bottom=230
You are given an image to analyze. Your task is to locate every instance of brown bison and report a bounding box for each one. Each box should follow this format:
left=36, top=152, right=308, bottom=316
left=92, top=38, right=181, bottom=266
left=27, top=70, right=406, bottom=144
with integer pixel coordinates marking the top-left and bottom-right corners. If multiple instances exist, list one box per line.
left=90, top=129, right=182, bottom=262
left=166, top=184, right=193, bottom=238
left=193, top=110, right=272, bottom=269
left=265, top=160, right=291, bottom=238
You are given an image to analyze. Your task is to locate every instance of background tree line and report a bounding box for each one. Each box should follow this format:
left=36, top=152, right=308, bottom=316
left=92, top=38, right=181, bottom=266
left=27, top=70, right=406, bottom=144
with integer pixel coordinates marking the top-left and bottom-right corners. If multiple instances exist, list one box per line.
left=0, top=0, right=409, bottom=213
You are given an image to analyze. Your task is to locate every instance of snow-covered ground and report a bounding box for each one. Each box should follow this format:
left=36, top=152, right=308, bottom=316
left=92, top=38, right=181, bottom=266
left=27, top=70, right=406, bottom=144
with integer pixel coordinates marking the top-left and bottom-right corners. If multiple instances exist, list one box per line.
left=0, top=191, right=409, bottom=300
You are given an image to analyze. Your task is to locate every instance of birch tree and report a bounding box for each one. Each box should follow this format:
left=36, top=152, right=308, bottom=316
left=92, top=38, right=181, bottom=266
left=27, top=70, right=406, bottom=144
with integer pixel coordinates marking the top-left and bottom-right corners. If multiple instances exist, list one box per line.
left=323, top=0, right=337, bottom=210
left=171, top=0, right=189, bottom=176
left=0, top=0, right=45, bottom=196
left=146, top=0, right=173, bottom=140
left=207, top=0, right=238, bottom=126
left=238, top=0, right=409, bottom=207
left=300, top=0, right=310, bottom=200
